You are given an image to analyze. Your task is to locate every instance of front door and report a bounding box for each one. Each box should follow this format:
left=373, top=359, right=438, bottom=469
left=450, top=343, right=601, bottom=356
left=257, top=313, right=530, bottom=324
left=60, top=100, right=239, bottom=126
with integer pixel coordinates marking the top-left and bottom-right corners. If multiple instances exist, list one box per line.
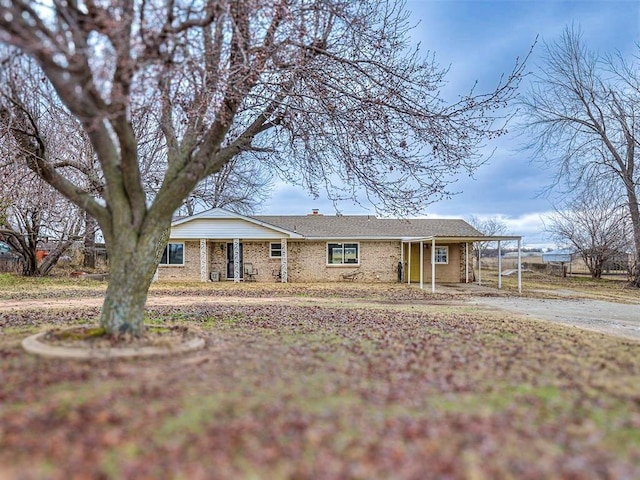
left=404, top=243, right=422, bottom=282
left=226, top=243, right=243, bottom=279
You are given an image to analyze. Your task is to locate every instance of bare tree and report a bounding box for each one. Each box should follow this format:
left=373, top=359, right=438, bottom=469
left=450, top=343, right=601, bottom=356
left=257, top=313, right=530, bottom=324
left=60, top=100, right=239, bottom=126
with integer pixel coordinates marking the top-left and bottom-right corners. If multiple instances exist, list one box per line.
left=519, top=27, right=640, bottom=286
left=0, top=51, right=102, bottom=274
left=0, top=1, right=527, bottom=337
left=544, top=185, right=631, bottom=279
left=466, top=214, right=508, bottom=261
left=0, top=162, right=83, bottom=276
left=175, top=157, right=273, bottom=217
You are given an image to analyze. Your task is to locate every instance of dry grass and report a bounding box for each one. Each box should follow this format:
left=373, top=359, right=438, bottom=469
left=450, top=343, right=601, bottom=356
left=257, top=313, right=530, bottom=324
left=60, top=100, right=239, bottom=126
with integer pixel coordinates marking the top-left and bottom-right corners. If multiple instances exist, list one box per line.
left=1, top=274, right=640, bottom=478
left=2, top=299, right=640, bottom=478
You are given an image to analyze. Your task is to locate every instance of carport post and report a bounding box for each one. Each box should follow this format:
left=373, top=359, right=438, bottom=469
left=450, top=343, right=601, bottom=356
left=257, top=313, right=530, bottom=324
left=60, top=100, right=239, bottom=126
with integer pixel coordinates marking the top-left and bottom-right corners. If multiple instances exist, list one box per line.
left=419, top=241, right=424, bottom=290
left=431, top=237, right=436, bottom=293
left=478, top=246, right=482, bottom=286
left=407, top=241, right=411, bottom=285
left=498, top=240, right=502, bottom=289
left=517, top=238, right=522, bottom=293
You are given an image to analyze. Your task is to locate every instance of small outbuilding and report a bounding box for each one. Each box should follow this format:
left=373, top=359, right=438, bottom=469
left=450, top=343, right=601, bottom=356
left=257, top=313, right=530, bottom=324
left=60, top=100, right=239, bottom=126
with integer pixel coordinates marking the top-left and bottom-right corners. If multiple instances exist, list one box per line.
left=542, top=249, right=574, bottom=264
left=542, top=249, right=574, bottom=277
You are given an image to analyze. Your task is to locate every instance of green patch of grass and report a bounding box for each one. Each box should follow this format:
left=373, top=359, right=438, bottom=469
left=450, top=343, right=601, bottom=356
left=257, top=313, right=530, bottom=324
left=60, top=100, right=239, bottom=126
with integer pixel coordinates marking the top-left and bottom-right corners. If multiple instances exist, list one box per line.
left=0, top=273, right=19, bottom=286
left=1, top=324, right=41, bottom=335
left=99, top=442, right=143, bottom=478
left=49, top=326, right=106, bottom=341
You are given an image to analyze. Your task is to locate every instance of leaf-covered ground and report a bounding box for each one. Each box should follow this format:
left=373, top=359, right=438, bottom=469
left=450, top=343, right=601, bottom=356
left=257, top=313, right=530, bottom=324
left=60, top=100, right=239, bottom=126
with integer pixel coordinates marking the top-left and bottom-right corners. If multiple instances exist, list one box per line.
left=1, top=283, right=640, bottom=478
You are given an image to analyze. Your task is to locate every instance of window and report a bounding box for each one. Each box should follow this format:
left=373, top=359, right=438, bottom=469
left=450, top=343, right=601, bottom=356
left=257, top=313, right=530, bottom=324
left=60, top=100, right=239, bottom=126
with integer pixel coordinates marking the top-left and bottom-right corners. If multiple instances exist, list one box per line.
left=160, top=242, right=184, bottom=265
left=434, top=246, right=448, bottom=264
left=270, top=242, right=282, bottom=258
left=327, top=243, right=359, bottom=265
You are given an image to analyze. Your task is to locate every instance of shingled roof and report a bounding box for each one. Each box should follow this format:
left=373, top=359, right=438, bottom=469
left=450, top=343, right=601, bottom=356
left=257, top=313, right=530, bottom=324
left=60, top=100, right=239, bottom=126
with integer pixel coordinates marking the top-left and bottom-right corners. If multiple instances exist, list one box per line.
left=253, top=215, right=482, bottom=239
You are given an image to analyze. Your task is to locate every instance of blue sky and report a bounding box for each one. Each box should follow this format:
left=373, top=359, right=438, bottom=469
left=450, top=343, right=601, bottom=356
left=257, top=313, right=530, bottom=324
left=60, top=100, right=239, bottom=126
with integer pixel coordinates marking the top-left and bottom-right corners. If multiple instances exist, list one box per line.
left=262, top=0, right=640, bottom=248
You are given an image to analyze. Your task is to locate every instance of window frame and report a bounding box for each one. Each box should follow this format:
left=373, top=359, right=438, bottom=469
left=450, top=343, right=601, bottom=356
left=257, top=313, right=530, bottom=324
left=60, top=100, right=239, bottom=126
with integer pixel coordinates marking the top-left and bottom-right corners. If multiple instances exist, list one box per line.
left=159, top=242, right=185, bottom=266
left=434, top=246, right=449, bottom=265
left=326, top=242, right=360, bottom=266
left=269, top=242, right=282, bottom=258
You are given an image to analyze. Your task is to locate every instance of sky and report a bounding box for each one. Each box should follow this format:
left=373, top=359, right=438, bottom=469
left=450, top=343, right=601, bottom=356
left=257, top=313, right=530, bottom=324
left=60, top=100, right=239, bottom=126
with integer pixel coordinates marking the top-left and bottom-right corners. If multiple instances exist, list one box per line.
left=261, top=0, right=640, bottom=249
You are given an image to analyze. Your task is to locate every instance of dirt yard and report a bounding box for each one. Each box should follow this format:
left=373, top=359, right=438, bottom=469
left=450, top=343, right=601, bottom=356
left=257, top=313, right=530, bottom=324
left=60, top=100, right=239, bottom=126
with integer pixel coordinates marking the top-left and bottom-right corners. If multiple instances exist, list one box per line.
left=2, top=281, right=638, bottom=342
left=2, top=278, right=640, bottom=478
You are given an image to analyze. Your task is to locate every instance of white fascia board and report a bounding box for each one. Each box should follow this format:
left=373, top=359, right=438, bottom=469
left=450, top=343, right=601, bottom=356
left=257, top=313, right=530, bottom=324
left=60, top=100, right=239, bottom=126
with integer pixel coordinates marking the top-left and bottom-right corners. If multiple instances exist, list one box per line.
left=402, top=235, right=522, bottom=243
left=303, top=236, right=404, bottom=241
left=171, top=207, right=303, bottom=239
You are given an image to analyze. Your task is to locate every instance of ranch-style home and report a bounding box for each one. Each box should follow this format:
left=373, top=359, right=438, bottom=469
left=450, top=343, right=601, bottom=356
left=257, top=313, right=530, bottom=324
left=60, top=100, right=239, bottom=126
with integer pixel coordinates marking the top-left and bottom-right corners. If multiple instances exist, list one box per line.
left=158, top=208, right=523, bottom=292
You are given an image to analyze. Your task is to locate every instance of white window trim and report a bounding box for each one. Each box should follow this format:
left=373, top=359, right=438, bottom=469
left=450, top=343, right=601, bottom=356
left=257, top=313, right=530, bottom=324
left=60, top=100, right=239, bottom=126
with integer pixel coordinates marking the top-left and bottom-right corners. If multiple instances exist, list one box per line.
left=269, top=242, right=282, bottom=258
left=159, top=242, right=185, bottom=266
left=326, top=242, right=360, bottom=266
left=434, top=245, right=448, bottom=265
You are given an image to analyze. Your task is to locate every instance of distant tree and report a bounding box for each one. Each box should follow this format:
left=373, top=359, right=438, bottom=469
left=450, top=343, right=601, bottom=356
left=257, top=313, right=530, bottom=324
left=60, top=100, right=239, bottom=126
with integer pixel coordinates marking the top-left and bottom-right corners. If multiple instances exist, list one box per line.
left=466, top=215, right=508, bottom=261
left=0, top=163, right=82, bottom=276
left=0, top=52, right=100, bottom=274
left=519, top=27, right=640, bottom=286
left=544, top=185, right=631, bottom=279
left=175, top=157, right=273, bottom=217
left=0, top=1, right=527, bottom=337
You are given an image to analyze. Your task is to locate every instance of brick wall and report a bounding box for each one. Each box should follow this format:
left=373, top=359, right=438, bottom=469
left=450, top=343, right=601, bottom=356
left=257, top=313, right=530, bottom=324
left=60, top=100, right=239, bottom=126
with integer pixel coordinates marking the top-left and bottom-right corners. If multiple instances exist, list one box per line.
left=287, top=240, right=400, bottom=282
left=157, top=240, right=200, bottom=281
left=242, top=241, right=283, bottom=282
left=157, top=239, right=471, bottom=283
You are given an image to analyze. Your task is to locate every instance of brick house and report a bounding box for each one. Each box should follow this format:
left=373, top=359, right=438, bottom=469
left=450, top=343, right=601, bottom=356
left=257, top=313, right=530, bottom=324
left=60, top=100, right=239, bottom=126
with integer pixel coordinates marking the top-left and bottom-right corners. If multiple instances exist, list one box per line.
left=158, top=208, right=522, bottom=292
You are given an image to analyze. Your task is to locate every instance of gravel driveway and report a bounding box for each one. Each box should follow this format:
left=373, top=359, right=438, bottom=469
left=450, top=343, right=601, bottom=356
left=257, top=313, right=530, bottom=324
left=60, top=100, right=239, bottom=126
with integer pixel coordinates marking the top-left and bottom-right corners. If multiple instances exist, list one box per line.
left=470, top=296, right=640, bottom=341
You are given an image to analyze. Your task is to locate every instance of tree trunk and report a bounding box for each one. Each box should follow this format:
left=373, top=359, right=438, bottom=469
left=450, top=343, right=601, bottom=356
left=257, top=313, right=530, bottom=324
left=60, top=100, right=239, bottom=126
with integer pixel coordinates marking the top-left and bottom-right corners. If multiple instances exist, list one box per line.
left=39, top=239, right=75, bottom=276
left=98, top=225, right=169, bottom=337
left=84, top=213, right=97, bottom=269
left=99, top=250, right=158, bottom=337
left=627, top=194, right=640, bottom=288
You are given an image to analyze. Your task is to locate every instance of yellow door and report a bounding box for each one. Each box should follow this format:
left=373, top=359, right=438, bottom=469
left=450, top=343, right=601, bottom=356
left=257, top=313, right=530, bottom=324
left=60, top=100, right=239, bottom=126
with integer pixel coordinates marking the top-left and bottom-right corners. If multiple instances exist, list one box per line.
left=404, top=243, right=422, bottom=282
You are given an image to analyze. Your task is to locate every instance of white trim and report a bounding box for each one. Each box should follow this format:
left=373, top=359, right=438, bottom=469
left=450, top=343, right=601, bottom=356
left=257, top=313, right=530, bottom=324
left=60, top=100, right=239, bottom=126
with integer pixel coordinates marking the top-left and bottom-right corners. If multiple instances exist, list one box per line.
left=431, top=238, right=436, bottom=293
left=269, top=242, right=283, bottom=258
left=434, top=246, right=449, bottom=264
left=518, top=238, right=522, bottom=294
left=326, top=241, right=360, bottom=266
left=419, top=241, right=423, bottom=290
left=498, top=240, right=502, bottom=289
left=407, top=242, right=411, bottom=284
left=172, top=207, right=303, bottom=238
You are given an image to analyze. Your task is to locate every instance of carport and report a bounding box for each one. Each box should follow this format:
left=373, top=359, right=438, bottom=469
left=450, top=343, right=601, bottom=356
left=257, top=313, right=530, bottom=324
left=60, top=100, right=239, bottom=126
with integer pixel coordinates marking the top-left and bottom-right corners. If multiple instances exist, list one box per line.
left=401, top=235, right=523, bottom=294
